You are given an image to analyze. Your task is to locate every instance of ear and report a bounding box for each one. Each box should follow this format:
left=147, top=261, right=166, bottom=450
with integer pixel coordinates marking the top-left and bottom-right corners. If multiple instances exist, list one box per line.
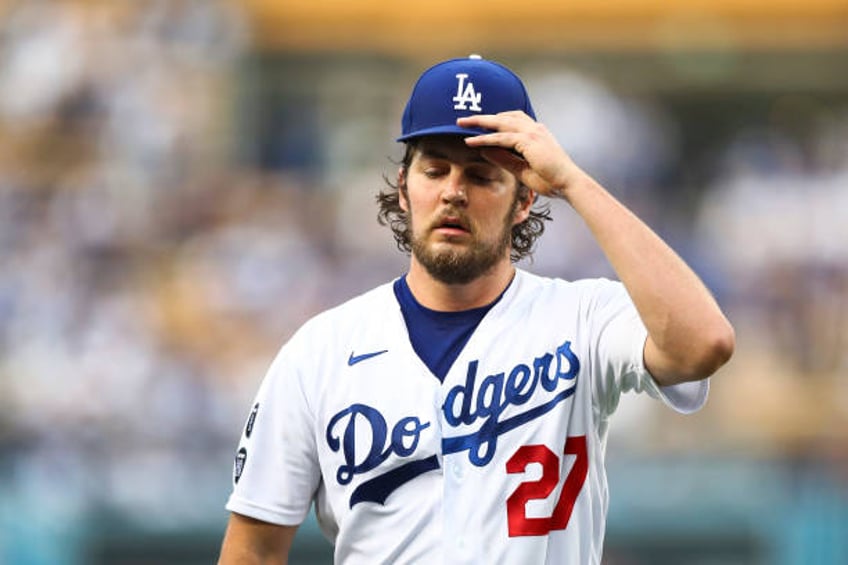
left=398, top=168, right=409, bottom=212
left=513, top=186, right=535, bottom=225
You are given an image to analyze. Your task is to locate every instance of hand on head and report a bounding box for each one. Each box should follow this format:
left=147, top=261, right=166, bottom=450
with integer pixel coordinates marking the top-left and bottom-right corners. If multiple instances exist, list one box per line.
left=459, top=111, right=581, bottom=200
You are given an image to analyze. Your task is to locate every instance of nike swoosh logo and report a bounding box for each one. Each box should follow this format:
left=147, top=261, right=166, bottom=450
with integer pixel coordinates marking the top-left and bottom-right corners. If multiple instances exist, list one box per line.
left=348, top=350, right=388, bottom=366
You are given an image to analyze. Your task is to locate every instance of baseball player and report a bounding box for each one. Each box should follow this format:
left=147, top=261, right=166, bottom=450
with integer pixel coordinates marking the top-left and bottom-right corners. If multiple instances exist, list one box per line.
left=218, top=55, right=735, bottom=564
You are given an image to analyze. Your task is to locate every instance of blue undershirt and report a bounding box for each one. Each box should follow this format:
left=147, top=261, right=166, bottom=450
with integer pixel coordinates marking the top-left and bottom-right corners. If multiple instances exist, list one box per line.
left=393, top=275, right=508, bottom=382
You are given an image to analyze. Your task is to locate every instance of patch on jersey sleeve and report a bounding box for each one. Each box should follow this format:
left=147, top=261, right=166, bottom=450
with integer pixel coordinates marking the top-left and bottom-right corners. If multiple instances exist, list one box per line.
left=245, top=403, right=259, bottom=438
left=234, top=447, right=247, bottom=484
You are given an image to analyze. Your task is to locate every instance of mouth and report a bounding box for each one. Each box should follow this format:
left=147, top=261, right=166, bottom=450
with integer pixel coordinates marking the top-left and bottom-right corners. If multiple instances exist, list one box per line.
left=433, top=215, right=471, bottom=237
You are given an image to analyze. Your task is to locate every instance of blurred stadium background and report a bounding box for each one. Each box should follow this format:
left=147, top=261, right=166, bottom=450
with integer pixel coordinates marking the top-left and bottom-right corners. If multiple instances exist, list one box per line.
left=0, top=0, right=846, bottom=563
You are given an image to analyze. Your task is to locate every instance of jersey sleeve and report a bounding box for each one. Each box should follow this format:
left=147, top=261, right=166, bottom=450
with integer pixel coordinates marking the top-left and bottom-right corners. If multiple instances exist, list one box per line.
left=225, top=329, right=321, bottom=526
left=583, top=278, right=709, bottom=419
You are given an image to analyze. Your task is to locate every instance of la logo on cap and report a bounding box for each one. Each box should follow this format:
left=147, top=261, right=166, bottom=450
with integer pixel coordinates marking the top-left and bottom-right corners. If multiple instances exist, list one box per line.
left=452, top=73, right=482, bottom=112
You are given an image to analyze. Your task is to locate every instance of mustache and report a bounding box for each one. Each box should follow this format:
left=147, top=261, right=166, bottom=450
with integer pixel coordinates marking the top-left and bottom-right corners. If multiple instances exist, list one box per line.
left=430, top=209, right=473, bottom=232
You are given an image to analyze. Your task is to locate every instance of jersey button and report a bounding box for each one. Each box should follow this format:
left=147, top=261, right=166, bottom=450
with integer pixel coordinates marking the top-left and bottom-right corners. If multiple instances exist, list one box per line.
left=451, top=463, right=464, bottom=480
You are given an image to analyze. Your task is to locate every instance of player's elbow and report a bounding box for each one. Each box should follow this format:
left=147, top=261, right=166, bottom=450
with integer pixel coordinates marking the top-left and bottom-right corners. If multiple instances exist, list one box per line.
left=648, top=318, right=735, bottom=386
left=682, top=319, right=736, bottom=382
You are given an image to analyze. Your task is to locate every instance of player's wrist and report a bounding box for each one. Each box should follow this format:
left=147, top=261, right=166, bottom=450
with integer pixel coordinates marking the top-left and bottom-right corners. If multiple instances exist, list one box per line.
left=546, top=162, right=589, bottom=202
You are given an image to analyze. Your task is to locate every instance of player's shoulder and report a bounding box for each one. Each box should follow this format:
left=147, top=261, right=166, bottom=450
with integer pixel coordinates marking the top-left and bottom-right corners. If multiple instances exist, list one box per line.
left=513, top=269, right=624, bottom=302
left=266, top=279, right=398, bottom=380
left=293, top=279, right=398, bottom=340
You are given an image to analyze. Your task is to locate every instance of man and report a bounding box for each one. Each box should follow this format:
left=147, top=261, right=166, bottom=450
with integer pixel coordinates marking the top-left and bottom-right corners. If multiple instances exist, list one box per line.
left=218, top=55, right=735, bottom=564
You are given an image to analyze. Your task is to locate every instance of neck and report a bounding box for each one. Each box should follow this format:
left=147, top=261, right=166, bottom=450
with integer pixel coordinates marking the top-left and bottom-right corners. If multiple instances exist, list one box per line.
left=405, top=258, right=516, bottom=311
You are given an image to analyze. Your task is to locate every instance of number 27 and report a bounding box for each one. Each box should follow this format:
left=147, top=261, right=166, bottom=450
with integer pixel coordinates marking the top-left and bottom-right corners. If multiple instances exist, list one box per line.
left=505, top=436, right=588, bottom=537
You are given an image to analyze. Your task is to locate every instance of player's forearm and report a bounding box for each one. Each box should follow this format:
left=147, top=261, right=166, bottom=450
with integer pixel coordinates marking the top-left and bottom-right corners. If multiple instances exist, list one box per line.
left=218, top=514, right=295, bottom=565
left=559, top=170, right=735, bottom=385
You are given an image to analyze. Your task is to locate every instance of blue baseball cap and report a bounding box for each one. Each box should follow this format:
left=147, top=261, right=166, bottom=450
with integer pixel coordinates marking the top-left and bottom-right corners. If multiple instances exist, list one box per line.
left=397, top=54, right=536, bottom=142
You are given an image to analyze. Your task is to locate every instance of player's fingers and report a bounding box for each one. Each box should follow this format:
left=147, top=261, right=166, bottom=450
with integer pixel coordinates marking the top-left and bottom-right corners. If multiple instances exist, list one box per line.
left=463, top=131, right=522, bottom=150
left=496, top=110, right=535, bottom=121
left=479, top=147, right=551, bottom=194
left=479, top=147, right=528, bottom=176
left=457, top=111, right=531, bottom=132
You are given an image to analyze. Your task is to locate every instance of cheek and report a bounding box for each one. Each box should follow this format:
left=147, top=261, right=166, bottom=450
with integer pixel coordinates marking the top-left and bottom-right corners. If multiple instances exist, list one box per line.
left=403, top=183, right=438, bottom=217
left=403, top=193, right=427, bottom=221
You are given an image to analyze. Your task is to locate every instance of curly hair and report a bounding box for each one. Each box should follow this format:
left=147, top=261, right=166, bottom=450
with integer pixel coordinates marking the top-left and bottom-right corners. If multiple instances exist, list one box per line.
left=376, top=141, right=552, bottom=263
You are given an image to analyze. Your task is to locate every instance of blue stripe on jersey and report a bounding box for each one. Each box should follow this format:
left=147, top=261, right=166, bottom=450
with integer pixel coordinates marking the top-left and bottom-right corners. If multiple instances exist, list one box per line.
left=349, top=454, right=440, bottom=507
left=393, top=275, right=507, bottom=382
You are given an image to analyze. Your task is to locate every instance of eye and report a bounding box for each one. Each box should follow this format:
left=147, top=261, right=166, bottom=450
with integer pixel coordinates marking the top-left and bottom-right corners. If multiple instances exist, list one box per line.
left=468, top=170, right=495, bottom=184
left=423, top=168, right=445, bottom=179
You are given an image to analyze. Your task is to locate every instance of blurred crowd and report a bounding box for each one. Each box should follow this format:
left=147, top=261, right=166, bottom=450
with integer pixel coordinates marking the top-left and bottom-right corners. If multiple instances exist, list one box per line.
left=0, top=1, right=343, bottom=549
left=694, top=116, right=848, bottom=455
left=0, top=0, right=846, bottom=562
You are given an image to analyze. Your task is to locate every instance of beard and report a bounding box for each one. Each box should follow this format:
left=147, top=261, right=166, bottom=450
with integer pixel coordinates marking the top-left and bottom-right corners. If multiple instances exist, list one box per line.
left=409, top=203, right=516, bottom=285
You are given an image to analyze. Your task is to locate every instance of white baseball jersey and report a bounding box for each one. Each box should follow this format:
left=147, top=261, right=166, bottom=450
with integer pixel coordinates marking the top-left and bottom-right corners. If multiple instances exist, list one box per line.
left=226, top=269, right=708, bottom=564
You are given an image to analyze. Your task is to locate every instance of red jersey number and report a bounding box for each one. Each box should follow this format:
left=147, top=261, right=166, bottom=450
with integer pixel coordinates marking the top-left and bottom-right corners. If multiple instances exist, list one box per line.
left=505, top=436, right=588, bottom=537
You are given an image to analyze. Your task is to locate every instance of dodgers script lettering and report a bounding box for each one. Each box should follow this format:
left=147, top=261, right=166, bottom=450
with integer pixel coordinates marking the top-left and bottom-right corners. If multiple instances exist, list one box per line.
left=442, top=340, right=580, bottom=466
left=325, top=340, right=581, bottom=506
left=326, top=404, right=431, bottom=485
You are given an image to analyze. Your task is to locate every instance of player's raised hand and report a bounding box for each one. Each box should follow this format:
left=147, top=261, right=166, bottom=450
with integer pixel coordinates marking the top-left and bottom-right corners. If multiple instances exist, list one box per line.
left=459, top=111, right=581, bottom=200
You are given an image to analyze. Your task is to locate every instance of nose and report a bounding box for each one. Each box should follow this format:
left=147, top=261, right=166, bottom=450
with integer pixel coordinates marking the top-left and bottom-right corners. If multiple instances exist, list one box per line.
left=441, top=171, right=468, bottom=205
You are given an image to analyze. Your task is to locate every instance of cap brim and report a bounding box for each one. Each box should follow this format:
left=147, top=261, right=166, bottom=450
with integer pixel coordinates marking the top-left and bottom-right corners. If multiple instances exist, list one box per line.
left=396, top=124, right=490, bottom=142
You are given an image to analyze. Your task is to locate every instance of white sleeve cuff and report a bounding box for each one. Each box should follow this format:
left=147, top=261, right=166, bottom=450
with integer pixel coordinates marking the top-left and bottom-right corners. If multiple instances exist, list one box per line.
left=654, top=378, right=710, bottom=414
left=225, top=494, right=308, bottom=527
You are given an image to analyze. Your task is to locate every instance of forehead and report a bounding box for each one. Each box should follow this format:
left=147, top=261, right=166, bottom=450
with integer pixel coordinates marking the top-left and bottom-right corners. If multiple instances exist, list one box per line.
left=411, top=135, right=489, bottom=165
